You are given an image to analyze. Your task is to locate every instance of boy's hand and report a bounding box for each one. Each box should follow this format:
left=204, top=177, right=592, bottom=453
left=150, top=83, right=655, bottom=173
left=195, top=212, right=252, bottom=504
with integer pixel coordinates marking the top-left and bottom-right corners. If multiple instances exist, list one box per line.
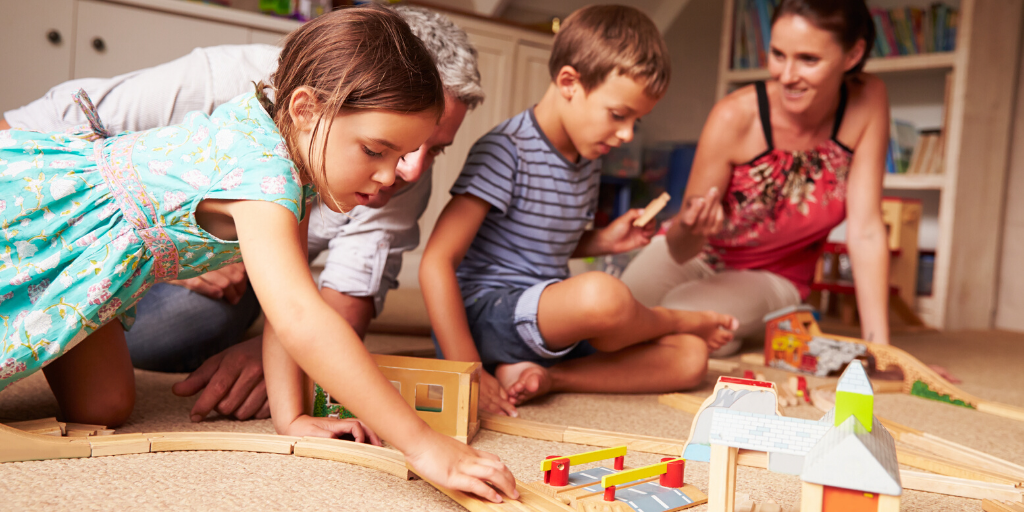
left=480, top=372, right=518, bottom=417
left=595, top=209, right=658, bottom=254
left=405, top=430, right=519, bottom=504
left=677, top=187, right=724, bottom=238
left=282, top=416, right=382, bottom=445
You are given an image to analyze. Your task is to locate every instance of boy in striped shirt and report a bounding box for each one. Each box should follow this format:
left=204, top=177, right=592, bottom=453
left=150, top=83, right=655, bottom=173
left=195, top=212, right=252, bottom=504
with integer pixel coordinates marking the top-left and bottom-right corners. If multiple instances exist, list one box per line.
left=420, top=5, right=738, bottom=416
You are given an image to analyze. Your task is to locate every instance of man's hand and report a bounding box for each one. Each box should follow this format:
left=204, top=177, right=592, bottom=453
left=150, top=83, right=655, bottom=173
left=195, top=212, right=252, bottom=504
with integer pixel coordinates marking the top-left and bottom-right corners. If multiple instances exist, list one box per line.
left=479, top=372, right=517, bottom=417
left=168, top=262, right=248, bottom=304
left=172, top=336, right=269, bottom=421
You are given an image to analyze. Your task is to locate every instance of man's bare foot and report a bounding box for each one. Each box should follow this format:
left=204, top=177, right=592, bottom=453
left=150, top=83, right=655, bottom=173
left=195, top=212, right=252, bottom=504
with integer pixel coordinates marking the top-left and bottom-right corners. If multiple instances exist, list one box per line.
left=496, top=362, right=553, bottom=406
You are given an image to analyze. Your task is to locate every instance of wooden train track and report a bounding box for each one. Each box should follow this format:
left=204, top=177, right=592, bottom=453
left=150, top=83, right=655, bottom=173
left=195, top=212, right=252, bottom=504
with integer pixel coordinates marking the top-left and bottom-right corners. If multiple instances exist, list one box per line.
left=0, top=421, right=413, bottom=480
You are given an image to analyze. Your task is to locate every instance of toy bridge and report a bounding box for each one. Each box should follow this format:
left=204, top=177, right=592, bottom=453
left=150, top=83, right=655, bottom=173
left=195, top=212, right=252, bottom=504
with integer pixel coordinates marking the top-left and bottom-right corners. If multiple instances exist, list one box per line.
left=534, top=446, right=707, bottom=512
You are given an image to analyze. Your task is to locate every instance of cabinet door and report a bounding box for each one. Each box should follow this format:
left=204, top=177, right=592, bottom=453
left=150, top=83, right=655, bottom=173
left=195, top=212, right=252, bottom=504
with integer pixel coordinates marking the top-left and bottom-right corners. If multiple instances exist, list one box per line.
left=510, top=42, right=552, bottom=115
left=0, top=0, right=74, bottom=114
left=418, top=31, right=516, bottom=250
left=74, top=0, right=248, bottom=79
left=393, top=30, right=516, bottom=286
left=249, top=28, right=287, bottom=46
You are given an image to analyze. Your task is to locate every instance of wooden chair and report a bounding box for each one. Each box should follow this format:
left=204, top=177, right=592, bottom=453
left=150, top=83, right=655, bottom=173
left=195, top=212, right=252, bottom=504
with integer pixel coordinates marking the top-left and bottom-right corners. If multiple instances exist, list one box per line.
left=810, top=198, right=924, bottom=326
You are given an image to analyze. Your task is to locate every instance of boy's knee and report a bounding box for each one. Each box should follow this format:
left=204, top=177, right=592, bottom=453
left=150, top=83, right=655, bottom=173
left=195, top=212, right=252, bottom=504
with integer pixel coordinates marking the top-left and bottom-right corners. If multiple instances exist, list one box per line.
left=659, top=334, right=709, bottom=389
left=574, top=272, right=635, bottom=326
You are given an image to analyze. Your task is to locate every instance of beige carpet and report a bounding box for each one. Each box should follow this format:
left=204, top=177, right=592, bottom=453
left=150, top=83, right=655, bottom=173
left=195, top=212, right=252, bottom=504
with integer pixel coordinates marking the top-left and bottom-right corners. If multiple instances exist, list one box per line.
left=2, top=329, right=1023, bottom=511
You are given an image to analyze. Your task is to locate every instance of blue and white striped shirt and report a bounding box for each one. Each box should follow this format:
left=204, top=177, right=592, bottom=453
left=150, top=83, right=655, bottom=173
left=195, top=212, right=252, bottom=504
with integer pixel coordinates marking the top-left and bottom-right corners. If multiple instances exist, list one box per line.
left=453, top=108, right=602, bottom=302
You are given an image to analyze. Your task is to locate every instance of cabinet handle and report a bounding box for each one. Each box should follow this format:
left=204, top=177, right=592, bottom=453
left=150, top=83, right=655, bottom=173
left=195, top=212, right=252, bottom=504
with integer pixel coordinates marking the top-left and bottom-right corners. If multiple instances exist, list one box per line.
left=92, top=37, right=106, bottom=52
left=46, top=30, right=62, bottom=45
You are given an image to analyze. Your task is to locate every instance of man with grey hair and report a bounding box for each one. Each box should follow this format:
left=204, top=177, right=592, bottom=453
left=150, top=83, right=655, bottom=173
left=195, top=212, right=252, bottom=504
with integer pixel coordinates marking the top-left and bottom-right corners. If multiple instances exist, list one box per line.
left=1, top=5, right=492, bottom=421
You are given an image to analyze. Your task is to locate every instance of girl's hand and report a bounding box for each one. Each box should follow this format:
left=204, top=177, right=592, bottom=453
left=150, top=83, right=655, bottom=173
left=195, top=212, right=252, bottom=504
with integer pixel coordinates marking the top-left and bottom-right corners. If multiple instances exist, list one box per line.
left=283, top=415, right=382, bottom=445
left=595, top=209, right=658, bottom=254
left=405, top=431, right=519, bottom=504
left=676, top=187, right=724, bottom=238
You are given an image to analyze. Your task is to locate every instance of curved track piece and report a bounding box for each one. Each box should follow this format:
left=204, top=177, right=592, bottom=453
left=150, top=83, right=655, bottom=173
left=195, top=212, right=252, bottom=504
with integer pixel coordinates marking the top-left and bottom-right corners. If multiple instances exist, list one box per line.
left=0, top=423, right=412, bottom=480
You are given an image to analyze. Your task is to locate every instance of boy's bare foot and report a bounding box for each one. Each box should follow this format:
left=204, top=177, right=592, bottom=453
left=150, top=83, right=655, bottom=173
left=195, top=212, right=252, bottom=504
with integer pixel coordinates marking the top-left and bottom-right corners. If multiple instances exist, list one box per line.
left=496, top=362, right=553, bottom=406
left=680, top=310, right=739, bottom=351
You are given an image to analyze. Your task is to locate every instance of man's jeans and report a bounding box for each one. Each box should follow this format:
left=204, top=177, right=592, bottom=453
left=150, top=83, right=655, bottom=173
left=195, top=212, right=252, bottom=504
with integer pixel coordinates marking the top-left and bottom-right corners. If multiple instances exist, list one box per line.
left=125, top=283, right=261, bottom=373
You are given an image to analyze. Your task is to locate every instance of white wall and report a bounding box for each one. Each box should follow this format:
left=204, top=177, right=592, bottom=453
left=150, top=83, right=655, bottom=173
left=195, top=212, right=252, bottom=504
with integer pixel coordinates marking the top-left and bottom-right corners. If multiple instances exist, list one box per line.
left=639, top=0, right=724, bottom=144
left=996, top=18, right=1024, bottom=333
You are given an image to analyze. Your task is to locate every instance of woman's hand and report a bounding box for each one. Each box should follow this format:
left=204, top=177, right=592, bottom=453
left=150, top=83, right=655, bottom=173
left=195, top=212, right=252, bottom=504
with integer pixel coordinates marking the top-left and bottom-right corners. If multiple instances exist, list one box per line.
left=404, top=430, right=519, bottom=504
left=676, top=187, right=724, bottom=238
left=283, top=415, right=382, bottom=445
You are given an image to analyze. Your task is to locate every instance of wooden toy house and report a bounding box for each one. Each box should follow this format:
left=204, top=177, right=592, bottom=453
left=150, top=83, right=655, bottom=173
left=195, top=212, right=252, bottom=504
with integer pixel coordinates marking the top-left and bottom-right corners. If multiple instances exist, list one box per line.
left=312, top=354, right=481, bottom=443
left=374, top=355, right=481, bottom=443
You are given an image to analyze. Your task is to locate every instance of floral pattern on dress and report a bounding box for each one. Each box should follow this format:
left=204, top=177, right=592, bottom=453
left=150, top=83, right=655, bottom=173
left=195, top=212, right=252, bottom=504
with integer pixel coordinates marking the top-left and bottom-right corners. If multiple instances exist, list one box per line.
left=0, top=92, right=317, bottom=391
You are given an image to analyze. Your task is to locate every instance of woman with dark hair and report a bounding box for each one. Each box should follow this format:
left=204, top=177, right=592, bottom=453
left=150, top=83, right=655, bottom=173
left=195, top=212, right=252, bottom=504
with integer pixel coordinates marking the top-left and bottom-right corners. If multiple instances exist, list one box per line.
left=622, top=0, right=892, bottom=356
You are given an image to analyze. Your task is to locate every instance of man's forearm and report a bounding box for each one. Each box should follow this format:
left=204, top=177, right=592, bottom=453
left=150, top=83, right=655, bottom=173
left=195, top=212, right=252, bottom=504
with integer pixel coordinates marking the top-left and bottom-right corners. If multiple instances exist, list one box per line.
left=320, top=288, right=375, bottom=339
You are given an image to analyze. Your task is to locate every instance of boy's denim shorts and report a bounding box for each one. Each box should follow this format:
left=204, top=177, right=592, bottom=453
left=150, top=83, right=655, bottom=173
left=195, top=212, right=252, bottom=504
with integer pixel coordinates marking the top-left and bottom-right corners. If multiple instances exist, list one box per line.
left=432, top=279, right=595, bottom=372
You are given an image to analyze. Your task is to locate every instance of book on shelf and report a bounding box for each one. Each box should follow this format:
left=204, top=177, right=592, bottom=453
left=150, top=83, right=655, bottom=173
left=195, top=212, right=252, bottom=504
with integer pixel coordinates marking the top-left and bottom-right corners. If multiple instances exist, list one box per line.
left=888, top=118, right=917, bottom=174
left=868, top=4, right=958, bottom=59
left=890, top=126, right=945, bottom=176
left=730, top=0, right=779, bottom=69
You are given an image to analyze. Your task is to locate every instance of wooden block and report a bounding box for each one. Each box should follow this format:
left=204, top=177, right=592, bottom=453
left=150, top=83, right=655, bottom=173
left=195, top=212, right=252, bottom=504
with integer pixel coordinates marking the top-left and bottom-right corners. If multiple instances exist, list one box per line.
left=66, top=430, right=94, bottom=437
left=976, top=400, right=1024, bottom=423
left=96, top=429, right=115, bottom=436
left=707, top=359, right=741, bottom=374
left=982, top=499, right=1020, bottom=512
left=576, top=501, right=632, bottom=512
left=736, top=449, right=768, bottom=469
left=870, top=379, right=905, bottom=394
left=633, top=192, right=670, bottom=227
left=877, top=417, right=921, bottom=441
left=0, top=423, right=91, bottom=463
left=480, top=412, right=566, bottom=443
left=90, top=434, right=152, bottom=457
left=896, top=445, right=1022, bottom=486
left=420, top=476, right=575, bottom=512
left=3, top=417, right=63, bottom=436
left=900, top=470, right=1024, bottom=502
left=293, top=437, right=413, bottom=480
left=562, top=427, right=684, bottom=456
left=149, top=432, right=298, bottom=455
left=64, top=422, right=106, bottom=435
left=739, top=353, right=765, bottom=366
left=658, top=393, right=707, bottom=415
left=901, top=433, right=1024, bottom=481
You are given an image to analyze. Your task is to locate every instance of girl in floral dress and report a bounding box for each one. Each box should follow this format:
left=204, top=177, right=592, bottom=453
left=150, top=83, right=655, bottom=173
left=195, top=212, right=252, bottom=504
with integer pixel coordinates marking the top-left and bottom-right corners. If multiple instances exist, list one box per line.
left=0, top=7, right=516, bottom=502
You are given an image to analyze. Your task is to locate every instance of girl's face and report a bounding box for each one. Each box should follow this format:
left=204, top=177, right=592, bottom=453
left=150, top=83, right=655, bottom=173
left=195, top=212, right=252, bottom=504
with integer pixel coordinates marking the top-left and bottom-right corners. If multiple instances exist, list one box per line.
left=290, top=91, right=437, bottom=213
left=767, top=14, right=864, bottom=116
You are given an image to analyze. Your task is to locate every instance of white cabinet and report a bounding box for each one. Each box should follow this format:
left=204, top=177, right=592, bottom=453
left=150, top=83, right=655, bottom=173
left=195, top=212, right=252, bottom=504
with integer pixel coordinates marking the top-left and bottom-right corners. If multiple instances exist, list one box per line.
left=0, top=0, right=75, bottom=113
left=74, top=0, right=248, bottom=79
left=0, top=0, right=297, bottom=116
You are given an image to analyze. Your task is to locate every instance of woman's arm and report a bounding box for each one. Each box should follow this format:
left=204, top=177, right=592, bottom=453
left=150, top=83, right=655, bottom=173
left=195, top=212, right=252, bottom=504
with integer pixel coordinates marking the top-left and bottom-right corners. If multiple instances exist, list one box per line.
left=419, top=194, right=517, bottom=417
left=664, top=94, right=749, bottom=264
left=845, top=77, right=892, bottom=345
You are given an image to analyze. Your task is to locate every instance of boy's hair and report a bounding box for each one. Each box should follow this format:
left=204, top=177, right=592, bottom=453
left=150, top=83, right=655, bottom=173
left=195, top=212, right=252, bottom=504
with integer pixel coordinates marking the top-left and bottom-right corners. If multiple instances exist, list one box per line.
left=394, top=5, right=484, bottom=110
left=548, top=5, right=670, bottom=99
left=260, top=6, right=445, bottom=207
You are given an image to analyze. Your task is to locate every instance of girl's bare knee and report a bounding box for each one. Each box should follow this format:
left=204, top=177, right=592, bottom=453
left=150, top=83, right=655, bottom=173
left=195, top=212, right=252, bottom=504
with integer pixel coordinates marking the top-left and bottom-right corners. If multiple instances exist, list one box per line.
left=62, top=385, right=135, bottom=427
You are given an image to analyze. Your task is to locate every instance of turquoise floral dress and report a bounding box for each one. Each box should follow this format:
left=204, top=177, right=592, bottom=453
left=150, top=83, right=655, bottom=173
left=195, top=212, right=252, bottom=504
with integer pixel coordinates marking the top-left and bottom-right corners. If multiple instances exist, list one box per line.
left=0, top=91, right=315, bottom=391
